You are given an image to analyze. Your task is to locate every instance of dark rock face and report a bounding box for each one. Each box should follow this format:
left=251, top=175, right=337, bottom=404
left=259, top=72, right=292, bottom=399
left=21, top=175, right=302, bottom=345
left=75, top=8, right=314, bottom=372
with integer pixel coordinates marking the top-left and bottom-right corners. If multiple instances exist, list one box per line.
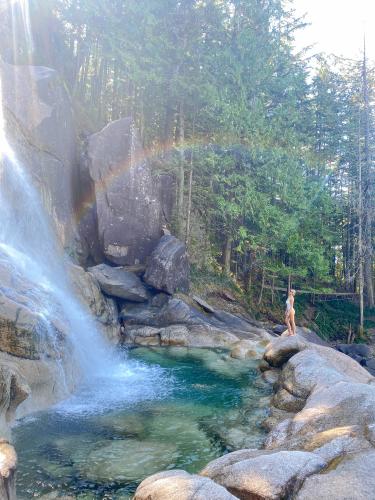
left=88, top=264, right=148, bottom=302
left=144, top=236, right=189, bottom=294
left=86, top=118, right=174, bottom=265
left=0, top=60, right=79, bottom=253
left=336, top=343, right=371, bottom=359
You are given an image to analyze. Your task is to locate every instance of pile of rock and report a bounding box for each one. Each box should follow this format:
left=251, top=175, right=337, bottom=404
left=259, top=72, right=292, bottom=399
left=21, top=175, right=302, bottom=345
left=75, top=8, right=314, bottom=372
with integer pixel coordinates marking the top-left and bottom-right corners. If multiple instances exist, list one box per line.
left=133, top=334, right=375, bottom=499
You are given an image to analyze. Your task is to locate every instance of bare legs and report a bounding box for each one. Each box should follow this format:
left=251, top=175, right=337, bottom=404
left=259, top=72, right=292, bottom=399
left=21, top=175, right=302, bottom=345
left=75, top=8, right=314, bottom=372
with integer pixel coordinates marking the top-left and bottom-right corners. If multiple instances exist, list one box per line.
left=285, top=309, right=296, bottom=336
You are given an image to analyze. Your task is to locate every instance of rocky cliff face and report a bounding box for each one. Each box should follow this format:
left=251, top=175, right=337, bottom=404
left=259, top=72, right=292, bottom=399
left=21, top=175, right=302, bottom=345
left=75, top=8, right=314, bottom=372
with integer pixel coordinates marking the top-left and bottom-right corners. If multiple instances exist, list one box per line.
left=82, top=117, right=174, bottom=266
left=0, top=59, right=80, bottom=256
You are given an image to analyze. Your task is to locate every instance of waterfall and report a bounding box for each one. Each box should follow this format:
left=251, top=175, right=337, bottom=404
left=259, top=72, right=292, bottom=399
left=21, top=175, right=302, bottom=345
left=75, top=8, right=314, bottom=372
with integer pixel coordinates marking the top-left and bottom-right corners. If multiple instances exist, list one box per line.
left=0, top=64, right=112, bottom=389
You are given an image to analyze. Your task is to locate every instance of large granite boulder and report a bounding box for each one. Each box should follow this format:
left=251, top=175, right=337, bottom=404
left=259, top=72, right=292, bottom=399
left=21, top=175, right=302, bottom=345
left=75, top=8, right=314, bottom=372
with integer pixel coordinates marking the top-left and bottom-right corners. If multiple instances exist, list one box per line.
left=0, top=59, right=79, bottom=253
left=296, top=450, right=375, bottom=500
left=120, top=296, right=271, bottom=347
left=86, top=118, right=174, bottom=265
left=123, top=324, right=239, bottom=348
left=144, top=236, right=189, bottom=294
left=88, top=263, right=147, bottom=302
left=201, top=449, right=326, bottom=500
left=134, top=470, right=237, bottom=500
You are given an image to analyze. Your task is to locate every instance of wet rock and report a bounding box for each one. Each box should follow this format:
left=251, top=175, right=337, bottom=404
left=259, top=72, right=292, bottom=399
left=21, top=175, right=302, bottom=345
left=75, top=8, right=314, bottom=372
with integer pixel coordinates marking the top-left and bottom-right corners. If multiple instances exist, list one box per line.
left=39, top=493, right=75, bottom=500
left=134, top=470, right=237, bottom=500
left=0, top=363, right=29, bottom=436
left=160, top=325, right=190, bottom=346
left=0, top=61, right=79, bottom=252
left=82, top=439, right=178, bottom=483
left=68, top=263, right=119, bottom=342
left=144, top=236, right=189, bottom=294
left=202, top=449, right=326, bottom=500
left=0, top=440, right=16, bottom=500
left=88, top=263, right=148, bottom=302
left=123, top=324, right=238, bottom=349
left=96, top=412, right=147, bottom=437
left=0, top=260, right=67, bottom=360
left=230, top=339, right=261, bottom=360
left=296, top=450, right=375, bottom=500
left=87, top=118, right=173, bottom=265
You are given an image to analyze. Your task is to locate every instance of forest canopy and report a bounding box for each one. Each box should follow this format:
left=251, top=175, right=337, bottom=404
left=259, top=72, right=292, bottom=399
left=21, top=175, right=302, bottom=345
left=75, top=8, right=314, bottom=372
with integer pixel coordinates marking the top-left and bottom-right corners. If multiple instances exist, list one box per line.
left=9, top=0, right=374, bottom=317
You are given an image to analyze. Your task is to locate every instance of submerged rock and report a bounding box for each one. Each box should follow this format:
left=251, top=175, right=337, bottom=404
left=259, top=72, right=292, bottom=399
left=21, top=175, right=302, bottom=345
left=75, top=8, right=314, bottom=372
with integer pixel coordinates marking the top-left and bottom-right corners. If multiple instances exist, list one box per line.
left=81, top=439, right=178, bottom=483
left=144, top=236, right=189, bottom=294
left=230, top=339, right=261, bottom=360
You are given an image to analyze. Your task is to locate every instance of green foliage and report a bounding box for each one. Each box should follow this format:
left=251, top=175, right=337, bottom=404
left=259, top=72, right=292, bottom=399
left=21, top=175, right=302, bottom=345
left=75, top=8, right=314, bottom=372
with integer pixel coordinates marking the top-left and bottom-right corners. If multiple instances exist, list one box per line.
left=28, top=0, right=374, bottom=329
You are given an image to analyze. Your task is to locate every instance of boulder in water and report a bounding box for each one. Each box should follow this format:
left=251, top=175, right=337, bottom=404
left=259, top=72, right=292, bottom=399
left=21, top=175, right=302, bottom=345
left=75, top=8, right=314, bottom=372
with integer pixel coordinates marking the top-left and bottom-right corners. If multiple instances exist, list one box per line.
left=81, top=439, right=178, bottom=483
left=144, top=236, right=189, bottom=294
left=88, top=263, right=148, bottom=302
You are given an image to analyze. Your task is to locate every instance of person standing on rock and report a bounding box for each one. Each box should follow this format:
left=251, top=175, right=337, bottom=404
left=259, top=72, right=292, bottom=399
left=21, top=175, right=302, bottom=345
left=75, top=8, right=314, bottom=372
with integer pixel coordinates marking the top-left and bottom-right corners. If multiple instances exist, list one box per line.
left=285, top=289, right=296, bottom=336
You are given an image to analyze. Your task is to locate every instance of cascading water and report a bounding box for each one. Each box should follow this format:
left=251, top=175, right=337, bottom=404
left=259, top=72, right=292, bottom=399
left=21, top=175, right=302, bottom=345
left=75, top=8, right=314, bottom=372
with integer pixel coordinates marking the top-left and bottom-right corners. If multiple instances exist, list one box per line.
left=0, top=0, right=170, bottom=415
left=0, top=73, right=112, bottom=383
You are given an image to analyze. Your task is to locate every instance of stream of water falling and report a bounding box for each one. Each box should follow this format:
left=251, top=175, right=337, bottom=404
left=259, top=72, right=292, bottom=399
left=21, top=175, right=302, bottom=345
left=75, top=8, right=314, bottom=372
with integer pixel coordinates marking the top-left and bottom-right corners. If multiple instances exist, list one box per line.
left=0, top=72, right=113, bottom=381
left=0, top=0, right=174, bottom=415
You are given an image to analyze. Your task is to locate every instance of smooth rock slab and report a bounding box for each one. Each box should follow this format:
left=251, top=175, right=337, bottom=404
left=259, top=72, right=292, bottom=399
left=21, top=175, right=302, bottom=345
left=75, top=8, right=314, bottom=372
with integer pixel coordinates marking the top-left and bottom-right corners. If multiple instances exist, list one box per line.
left=88, top=263, right=147, bottom=302
left=279, top=346, right=373, bottom=400
left=296, top=450, right=375, bottom=500
left=144, top=235, right=189, bottom=294
left=203, top=450, right=326, bottom=500
left=134, top=470, right=237, bottom=500
left=266, top=381, right=375, bottom=451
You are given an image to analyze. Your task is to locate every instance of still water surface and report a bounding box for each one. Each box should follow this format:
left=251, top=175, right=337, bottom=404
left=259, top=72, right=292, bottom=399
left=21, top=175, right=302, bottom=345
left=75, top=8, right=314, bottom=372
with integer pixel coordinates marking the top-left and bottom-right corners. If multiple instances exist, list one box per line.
left=14, top=347, right=271, bottom=499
